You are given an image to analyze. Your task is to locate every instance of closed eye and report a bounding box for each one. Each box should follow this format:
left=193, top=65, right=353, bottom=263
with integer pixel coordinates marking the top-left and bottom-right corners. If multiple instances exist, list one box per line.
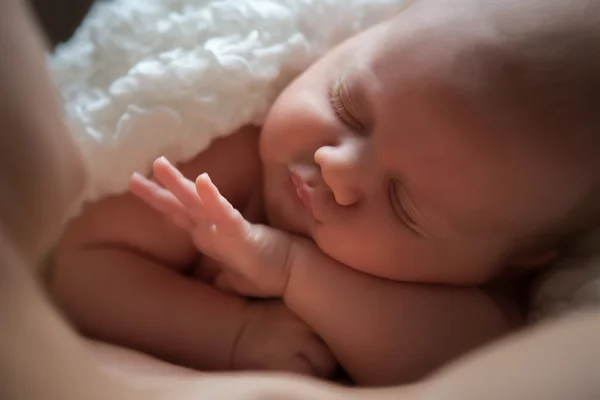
left=388, top=180, right=420, bottom=233
left=329, top=78, right=364, bottom=132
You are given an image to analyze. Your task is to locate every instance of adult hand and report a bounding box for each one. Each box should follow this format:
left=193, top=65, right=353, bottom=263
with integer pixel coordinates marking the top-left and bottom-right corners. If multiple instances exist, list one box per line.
left=0, top=0, right=86, bottom=265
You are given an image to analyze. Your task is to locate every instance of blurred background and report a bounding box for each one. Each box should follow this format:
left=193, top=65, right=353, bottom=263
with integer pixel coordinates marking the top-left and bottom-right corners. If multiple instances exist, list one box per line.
left=30, top=0, right=98, bottom=47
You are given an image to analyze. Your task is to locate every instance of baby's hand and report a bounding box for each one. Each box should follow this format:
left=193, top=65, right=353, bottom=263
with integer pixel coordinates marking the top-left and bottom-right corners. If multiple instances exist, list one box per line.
left=130, top=157, right=292, bottom=297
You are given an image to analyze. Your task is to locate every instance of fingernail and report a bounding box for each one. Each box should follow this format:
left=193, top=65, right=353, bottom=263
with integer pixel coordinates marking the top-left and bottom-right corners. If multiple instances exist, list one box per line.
left=202, top=172, right=212, bottom=182
left=153, top=157, right=164, bottom=168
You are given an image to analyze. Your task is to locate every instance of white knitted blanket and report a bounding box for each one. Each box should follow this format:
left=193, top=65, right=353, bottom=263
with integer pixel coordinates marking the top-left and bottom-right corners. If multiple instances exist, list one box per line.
left=50, top=0, right=408, bottom=206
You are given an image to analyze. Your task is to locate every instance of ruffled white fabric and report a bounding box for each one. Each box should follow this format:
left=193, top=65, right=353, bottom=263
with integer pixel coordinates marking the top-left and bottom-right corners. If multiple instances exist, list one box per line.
left=50, top=0, right=409, bottom=212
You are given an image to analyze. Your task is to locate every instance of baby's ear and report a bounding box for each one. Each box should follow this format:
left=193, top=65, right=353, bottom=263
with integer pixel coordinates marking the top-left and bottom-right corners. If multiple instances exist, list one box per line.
left=507, top=248, right=560, bottom=270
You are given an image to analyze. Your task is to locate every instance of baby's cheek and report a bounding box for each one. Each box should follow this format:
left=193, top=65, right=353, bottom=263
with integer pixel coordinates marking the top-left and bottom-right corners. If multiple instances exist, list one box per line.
left=313, top=226, right=382, bottom=275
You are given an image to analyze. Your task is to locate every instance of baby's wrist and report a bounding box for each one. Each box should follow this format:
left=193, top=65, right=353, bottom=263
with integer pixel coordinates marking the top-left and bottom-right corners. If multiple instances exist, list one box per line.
left=281, top=237, right=315, bottom=305
left=246, top=224, right=295, bottom=297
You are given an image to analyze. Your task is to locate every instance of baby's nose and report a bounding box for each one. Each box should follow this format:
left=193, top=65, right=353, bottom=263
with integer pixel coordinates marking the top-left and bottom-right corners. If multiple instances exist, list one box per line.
left=314, top=144, right=362, bottom=206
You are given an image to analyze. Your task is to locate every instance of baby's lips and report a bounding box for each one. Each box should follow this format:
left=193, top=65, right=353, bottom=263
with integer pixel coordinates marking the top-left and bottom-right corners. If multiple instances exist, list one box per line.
left=288, top=163, right=321, bottom=187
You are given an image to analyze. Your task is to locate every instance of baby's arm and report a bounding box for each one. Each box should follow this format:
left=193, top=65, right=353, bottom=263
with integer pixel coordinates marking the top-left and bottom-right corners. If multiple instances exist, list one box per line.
left=136, top=159, right=517, bottom=385
left=52, top=189, right=333, bottom=376
left=282, top=238, right=518, bottom=385
left=51, top=195, right=254, bottom=372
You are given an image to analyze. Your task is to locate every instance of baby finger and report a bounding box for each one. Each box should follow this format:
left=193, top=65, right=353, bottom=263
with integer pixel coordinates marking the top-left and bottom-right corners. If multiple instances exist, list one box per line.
left=130, top=173, right=194, bottom=230
left=195, top=173, right=246, bottom=234
left=152, top=157, right=206, bottom=221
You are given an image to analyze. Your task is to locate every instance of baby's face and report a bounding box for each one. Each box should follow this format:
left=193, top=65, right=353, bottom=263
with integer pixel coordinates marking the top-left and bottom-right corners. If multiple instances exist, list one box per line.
left=260, top=13, right=573, bottom=285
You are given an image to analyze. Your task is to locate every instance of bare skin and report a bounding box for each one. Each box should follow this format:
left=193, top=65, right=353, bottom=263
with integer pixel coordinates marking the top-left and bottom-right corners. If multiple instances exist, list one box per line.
left=47, top=0, right=587, bottom=386
left=49, top=0, right=600, bottom=388
left=52, top=123, right=518, bottom=385
left=4, top=0, right=600, bottom=400
left=51, top=126, right=335, bottom=377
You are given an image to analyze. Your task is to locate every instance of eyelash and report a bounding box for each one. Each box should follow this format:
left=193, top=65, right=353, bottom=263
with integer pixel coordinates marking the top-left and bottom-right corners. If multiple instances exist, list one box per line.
left=388, top=180, right=417, bottom=229
left=329, top=80, right=364, bottom=131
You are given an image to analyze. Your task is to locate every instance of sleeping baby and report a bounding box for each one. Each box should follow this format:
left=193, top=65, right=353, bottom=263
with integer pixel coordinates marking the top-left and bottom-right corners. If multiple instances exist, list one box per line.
left=50, top=0, right=600, bottom=386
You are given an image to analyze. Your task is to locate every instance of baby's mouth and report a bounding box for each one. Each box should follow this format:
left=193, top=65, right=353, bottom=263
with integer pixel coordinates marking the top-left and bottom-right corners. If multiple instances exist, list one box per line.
left=289, top=169, right=313, bottom=213
left=287, top=163, right=325, bottom=219
left=287, top=162, right=333, bottom=226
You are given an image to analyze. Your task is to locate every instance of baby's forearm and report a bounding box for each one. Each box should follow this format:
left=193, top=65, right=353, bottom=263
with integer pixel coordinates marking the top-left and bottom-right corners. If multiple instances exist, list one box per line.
left=51, top=245, right=249, bottom=371
left=282, top=238, right=516, bottom=385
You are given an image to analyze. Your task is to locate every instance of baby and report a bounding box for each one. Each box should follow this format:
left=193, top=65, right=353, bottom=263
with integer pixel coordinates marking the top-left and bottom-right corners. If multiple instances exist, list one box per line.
left=50, top=0, right=600, bottom=386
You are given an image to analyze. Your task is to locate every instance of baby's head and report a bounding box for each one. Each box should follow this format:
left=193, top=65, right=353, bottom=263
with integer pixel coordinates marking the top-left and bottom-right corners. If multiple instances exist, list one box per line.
left=259, top=0, right=600, bottom=284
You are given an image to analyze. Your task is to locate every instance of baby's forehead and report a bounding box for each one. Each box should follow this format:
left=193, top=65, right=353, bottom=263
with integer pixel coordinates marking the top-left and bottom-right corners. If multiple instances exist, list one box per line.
left=364, top=17, right=499, bottom=99
left=354, top=3, right=594, bottom=147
